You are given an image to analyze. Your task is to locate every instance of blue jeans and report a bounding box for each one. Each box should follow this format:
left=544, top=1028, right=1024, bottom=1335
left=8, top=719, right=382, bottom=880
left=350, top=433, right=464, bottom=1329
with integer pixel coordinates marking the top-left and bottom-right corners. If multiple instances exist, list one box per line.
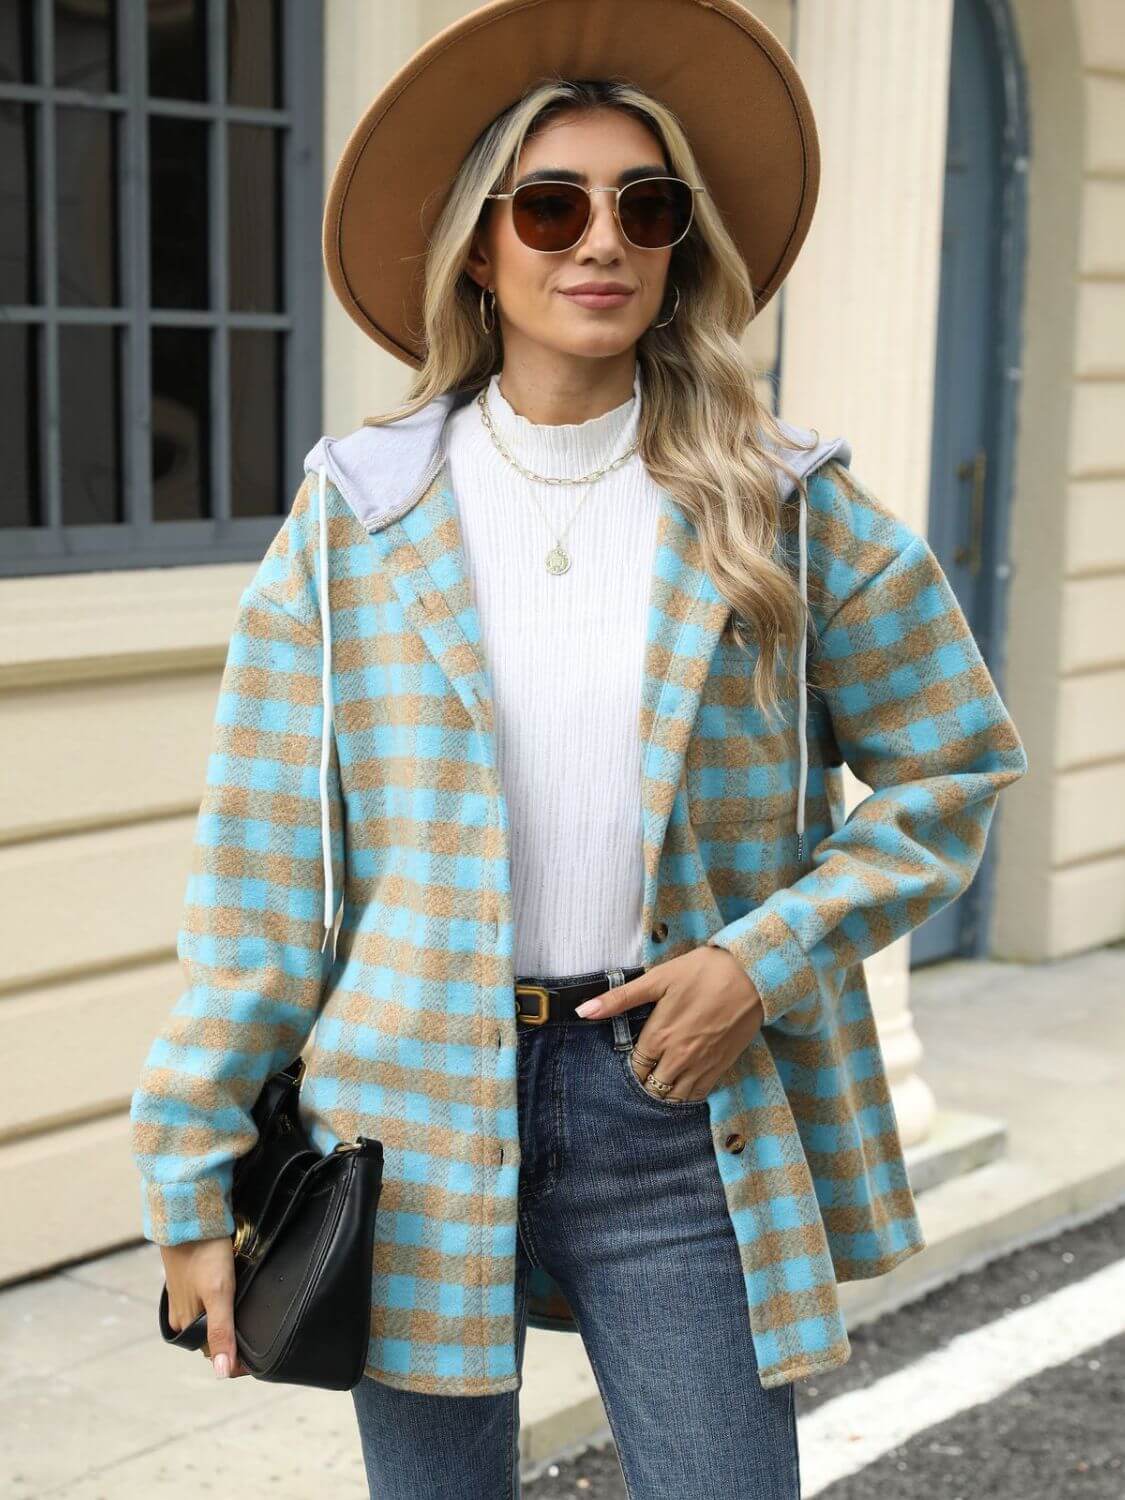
left=351, top=973, right=802, bottom=1499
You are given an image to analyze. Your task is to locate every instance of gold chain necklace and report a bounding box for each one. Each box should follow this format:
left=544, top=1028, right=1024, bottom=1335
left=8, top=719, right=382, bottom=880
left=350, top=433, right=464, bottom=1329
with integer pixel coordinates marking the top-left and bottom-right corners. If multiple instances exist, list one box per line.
left=475, top=384, right=639, bottom=574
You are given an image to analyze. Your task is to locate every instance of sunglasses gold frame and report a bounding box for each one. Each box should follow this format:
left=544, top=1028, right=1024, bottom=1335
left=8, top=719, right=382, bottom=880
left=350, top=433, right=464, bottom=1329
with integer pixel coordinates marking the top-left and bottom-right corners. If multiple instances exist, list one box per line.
left=483, top=175, right=706, bottom=253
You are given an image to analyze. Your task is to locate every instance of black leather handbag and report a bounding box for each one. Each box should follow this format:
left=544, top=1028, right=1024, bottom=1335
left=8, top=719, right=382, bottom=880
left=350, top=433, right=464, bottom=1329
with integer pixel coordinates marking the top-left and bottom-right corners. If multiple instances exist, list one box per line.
left=156, top=1054, right=384, bottom=1390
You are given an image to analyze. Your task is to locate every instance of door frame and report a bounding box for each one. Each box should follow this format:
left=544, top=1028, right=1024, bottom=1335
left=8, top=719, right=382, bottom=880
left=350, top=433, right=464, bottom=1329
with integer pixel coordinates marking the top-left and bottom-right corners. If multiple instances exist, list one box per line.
left=926, top=0, right=1031, bottom=962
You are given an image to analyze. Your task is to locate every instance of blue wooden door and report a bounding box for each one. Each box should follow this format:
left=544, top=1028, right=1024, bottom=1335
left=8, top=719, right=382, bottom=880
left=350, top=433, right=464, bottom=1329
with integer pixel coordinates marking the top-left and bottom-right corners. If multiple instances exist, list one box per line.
left=912, top=0, right=1026, bottom=966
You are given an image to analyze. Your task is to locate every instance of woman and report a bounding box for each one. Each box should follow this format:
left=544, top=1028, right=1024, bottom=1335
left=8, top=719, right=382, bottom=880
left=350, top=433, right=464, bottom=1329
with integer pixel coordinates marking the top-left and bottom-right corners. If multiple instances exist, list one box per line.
left=130, top=2, right=1029, bottom=1496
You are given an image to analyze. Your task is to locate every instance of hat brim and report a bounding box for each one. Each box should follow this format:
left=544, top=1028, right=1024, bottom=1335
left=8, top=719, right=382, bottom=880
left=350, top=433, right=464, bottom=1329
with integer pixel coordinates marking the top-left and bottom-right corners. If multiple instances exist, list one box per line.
left=323, top=0, right=820, bottom=368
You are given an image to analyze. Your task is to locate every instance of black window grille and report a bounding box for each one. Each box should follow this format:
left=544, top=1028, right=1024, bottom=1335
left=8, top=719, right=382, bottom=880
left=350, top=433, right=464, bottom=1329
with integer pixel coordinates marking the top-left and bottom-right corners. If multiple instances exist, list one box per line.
left=0, top=0, right=323, bottom=575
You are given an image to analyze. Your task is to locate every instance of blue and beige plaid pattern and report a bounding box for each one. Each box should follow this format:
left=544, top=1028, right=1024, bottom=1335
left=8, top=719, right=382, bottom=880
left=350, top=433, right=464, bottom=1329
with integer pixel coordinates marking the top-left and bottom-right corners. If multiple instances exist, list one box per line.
left=130, top=450, right=1028, bottom=1394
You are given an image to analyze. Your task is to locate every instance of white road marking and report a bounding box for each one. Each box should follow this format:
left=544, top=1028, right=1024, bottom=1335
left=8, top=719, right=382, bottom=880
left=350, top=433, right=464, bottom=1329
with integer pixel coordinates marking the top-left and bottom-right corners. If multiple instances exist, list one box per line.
left=798, top=1255, right=1125, bottom=1495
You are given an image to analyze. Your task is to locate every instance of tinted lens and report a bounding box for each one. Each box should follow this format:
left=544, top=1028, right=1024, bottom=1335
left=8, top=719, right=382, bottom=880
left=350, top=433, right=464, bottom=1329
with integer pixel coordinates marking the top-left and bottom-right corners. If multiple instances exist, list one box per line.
left=511, top=182, right=590, bottom=251
left=619, top=177, right=694, bottom=249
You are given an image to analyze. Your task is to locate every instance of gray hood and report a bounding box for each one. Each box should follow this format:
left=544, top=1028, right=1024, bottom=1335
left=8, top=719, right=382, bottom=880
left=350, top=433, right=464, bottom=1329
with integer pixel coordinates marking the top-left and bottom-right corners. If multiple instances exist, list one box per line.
left=301, top=386, right=852, bottom=952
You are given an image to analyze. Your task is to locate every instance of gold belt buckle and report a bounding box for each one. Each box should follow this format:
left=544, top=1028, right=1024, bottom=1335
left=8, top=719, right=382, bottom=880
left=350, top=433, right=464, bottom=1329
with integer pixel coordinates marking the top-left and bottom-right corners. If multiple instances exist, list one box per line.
left=515, top=984, right=550, bottom=1025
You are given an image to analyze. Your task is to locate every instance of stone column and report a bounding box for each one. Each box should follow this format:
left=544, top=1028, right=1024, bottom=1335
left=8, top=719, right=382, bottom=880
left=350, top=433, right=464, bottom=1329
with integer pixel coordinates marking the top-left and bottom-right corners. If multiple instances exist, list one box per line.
left=780, top=0, right=956, bottom=1146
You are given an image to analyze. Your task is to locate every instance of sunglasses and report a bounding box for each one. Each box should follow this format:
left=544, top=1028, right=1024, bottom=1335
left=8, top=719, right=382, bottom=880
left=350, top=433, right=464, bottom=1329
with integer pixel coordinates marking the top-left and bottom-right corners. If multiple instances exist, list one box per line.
left=484, top=176, right=705, bottom=253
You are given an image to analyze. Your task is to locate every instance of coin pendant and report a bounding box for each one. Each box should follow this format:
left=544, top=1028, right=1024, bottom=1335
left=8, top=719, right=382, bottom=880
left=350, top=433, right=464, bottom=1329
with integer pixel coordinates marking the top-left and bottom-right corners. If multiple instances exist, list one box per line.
left=545, top=545, right=570, bottom=574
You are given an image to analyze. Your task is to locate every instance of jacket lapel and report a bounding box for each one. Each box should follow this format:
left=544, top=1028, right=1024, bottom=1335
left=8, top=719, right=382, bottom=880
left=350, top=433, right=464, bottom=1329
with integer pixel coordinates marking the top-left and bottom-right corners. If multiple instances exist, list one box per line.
left=365, top=464, right=497, bottom=742
left=637, top=496, right=732, bottom=933
left=366, top=460, right=732, bottom=937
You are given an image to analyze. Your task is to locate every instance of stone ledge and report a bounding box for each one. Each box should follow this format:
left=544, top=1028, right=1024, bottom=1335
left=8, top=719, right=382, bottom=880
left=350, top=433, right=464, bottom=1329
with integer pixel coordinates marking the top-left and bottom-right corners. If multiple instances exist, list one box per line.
left=0, top=563, right=252, bottom=689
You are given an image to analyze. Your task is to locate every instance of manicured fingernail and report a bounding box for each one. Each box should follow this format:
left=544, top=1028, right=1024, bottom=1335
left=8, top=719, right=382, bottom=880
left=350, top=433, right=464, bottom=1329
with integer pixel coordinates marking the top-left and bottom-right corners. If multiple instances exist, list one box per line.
left=214, top=1353, right=230, bottom=1378
left=575, top=999, right=603, bottom=1016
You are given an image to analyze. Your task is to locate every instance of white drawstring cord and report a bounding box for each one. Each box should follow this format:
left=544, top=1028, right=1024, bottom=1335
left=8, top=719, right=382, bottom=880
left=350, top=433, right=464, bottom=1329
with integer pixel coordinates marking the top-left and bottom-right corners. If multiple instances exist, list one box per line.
left=796, top=483, right=808, bottom=863
left=317, top=464, right=336, bottom=954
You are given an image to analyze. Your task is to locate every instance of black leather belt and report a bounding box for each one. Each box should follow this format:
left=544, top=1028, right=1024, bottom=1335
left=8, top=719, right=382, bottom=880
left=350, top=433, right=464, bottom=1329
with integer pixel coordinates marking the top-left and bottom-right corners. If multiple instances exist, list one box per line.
left=514, top=966, right=647, bottom=1025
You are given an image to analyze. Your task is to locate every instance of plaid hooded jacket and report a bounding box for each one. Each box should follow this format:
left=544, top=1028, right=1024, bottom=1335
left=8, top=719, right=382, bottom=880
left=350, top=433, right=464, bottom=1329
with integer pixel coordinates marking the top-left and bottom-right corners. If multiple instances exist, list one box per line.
left=129, top=386, right=1029, bottom=1395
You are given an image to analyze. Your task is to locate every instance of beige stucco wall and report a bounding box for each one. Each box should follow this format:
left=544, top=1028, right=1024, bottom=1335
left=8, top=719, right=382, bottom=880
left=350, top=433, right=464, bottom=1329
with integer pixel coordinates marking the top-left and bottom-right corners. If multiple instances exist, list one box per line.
left=996, top=0, right=1125, bottom=959
left=1, top=0, right=1115, bottom=1283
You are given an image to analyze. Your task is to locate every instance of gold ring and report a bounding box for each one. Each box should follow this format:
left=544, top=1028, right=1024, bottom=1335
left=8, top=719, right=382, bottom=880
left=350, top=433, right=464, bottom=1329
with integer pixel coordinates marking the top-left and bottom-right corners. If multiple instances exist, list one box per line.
left=646, top=1072, right=674, bottom=1096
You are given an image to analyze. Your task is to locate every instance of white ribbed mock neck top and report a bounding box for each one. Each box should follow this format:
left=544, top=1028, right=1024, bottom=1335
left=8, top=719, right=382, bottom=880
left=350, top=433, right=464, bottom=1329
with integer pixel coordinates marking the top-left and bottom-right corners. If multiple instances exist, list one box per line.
left=443, top=365, right=662, bottom=976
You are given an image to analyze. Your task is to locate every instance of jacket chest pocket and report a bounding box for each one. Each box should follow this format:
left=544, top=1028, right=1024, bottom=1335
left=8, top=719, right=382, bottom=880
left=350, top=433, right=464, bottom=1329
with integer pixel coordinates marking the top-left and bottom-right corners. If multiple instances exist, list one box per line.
left=684, top=775, right=801, bottom=908
left=685, top=776, right=800, bottom=830
left=685, top=637, right=803, bottom=827
left=684, top=716, right=801, bottom=832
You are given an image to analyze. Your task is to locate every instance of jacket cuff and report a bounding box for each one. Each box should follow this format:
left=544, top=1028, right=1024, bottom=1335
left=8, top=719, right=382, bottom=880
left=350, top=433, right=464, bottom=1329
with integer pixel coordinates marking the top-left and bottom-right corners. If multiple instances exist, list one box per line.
left=707, top=903, right=824, bottom=1034
left=140, top=1176, right=235, bottom=1248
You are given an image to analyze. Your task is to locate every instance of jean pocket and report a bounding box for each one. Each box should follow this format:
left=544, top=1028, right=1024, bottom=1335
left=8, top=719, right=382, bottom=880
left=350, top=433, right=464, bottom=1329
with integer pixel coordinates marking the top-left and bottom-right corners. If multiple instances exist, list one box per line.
left=618, top=1042, right=710, bottom=1111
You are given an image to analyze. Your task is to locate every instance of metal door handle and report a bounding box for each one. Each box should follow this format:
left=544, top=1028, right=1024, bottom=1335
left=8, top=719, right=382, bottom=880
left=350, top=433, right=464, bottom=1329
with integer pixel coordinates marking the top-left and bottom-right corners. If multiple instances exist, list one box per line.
left=954, top=449, right=987, bottom=575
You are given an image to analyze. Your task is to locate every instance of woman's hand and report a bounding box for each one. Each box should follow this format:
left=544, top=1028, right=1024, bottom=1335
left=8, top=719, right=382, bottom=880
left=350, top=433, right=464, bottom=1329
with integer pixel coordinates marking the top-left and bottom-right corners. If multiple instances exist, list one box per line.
left=574, top=946, right=764, bottom=1101
left=161, top=1237, right=249, bottom=1378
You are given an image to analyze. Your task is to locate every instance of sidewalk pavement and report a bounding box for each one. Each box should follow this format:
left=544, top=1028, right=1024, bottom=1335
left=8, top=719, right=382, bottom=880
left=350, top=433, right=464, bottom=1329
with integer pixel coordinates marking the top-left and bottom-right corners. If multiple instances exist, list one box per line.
left=3, top=945, right=1123, bottom=1497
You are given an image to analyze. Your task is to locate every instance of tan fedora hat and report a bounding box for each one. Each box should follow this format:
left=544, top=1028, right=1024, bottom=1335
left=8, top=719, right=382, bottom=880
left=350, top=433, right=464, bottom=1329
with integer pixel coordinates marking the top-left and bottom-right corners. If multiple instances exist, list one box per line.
left=323, top=0, right=820, bottom=368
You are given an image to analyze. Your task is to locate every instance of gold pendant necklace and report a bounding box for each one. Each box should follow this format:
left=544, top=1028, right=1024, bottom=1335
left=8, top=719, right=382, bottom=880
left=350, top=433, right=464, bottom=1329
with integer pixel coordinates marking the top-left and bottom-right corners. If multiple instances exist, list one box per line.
left=476, top=385, right=639, bottom=573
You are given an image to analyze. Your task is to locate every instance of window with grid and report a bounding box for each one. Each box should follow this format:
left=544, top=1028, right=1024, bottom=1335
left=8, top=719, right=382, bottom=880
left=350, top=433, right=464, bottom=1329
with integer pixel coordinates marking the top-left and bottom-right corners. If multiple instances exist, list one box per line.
left=0, top=0, right=323, bottom=576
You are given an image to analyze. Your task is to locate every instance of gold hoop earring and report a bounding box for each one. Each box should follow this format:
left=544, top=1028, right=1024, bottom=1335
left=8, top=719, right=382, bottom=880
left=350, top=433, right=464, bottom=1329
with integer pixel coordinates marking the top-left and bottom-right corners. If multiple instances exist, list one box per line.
left=651, top=283, right=680, bottom=329
left=479, top=285, right=497, bottom=334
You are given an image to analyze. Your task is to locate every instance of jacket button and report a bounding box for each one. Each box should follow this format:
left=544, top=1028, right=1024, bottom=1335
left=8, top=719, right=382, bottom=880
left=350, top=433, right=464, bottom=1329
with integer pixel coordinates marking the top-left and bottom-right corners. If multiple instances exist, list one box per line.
left=651, top=921, right=669, bottom=943
left=724, top=1131, right=747, bottom=1154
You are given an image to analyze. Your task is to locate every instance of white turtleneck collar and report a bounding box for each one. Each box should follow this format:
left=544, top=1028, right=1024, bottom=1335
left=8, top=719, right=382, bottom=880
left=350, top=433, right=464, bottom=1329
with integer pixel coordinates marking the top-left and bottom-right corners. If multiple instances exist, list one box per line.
left=474, top=364, right=643, bottom=481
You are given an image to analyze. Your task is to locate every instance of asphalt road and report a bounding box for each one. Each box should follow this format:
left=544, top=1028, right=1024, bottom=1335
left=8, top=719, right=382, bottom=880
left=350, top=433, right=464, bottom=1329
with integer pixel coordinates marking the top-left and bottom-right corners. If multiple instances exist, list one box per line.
left=522, top=1199, right=1125, bottom=1499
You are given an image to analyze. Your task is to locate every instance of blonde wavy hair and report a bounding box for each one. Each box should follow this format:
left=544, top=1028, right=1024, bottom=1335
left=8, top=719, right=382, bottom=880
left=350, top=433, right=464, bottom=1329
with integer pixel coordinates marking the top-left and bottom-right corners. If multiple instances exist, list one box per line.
left=363, top=76, right=820, bottom=724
